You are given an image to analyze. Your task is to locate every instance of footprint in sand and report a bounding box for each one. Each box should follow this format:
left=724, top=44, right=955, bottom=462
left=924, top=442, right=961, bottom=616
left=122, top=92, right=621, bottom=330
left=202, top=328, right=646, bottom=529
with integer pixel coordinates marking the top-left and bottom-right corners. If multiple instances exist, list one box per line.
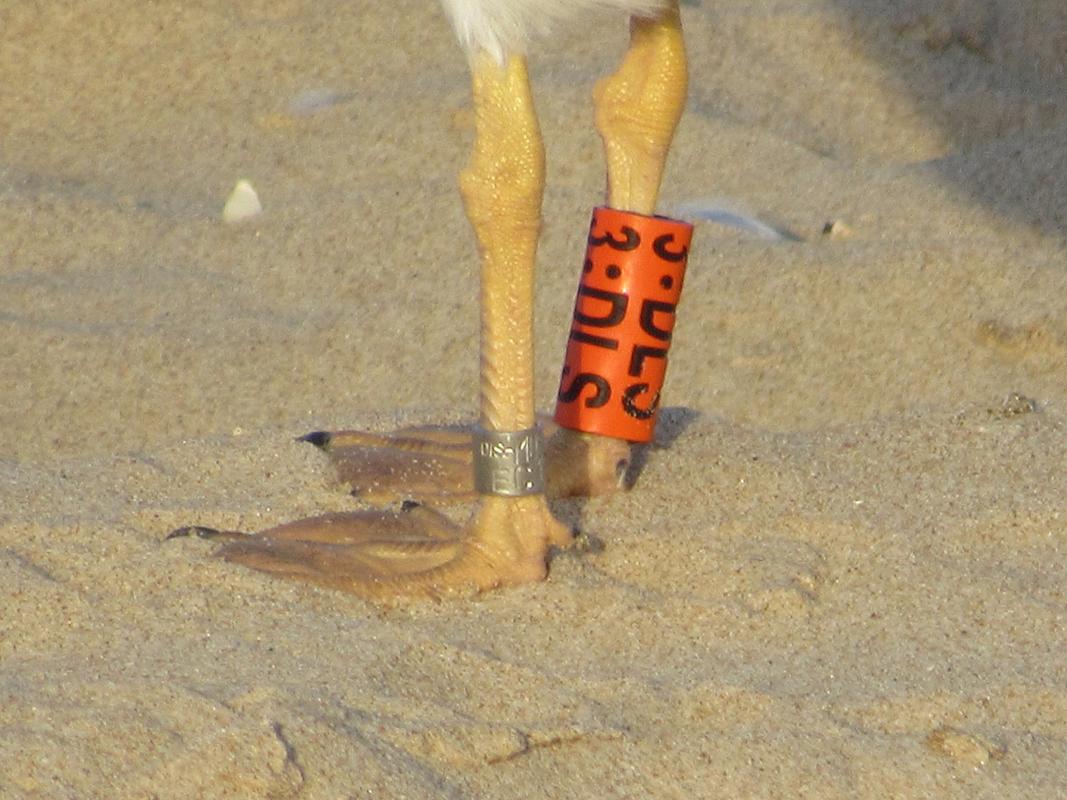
left=829, top=687, right=1067, bottom=771
left=925, top=725, right=1007, bottom=767
left=349, top=641, right=625, bottom=770
left=592, top=519, right=830, bottom=618
left=975, top=317, right=1067, bottom=371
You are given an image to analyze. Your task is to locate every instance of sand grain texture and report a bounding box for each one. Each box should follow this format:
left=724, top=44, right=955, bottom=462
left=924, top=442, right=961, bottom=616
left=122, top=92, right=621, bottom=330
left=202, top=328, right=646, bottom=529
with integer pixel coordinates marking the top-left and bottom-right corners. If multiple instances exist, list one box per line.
left=1, top=0, right=1065, bottom=797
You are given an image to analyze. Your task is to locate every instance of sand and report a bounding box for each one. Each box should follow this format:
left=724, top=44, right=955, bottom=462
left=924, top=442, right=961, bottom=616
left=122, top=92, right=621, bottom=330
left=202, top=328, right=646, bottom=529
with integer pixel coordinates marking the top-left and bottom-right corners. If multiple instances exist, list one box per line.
left=2, top=0, right=1066, bottom=796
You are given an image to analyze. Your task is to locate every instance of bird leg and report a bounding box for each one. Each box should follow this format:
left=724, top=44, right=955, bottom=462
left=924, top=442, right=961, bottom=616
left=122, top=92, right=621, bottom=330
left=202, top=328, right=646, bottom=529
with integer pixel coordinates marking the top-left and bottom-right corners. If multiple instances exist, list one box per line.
left=171, top=10, right=690, bottom=600
left=179, top=54, right=568, bottom=601
left=447, top=49, right=574, bottom=574
left=595, top=1, right=687, bottom=216
left=542, top=1, right=690, bottom=478
left=301, top=4, right=688, bottom=505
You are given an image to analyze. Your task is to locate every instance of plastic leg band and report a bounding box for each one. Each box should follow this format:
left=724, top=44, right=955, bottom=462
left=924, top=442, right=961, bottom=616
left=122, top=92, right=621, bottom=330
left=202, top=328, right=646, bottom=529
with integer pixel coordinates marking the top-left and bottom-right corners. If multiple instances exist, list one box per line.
left=554, top=206, right=693, bottom=443
left=473, top=427, right=546, bottom=496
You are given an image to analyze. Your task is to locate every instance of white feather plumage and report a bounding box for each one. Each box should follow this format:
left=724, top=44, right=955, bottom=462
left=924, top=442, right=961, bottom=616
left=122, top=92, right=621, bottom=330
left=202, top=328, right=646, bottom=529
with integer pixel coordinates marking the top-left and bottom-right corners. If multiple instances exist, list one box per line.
left=439, top=0, right=671, bottom=62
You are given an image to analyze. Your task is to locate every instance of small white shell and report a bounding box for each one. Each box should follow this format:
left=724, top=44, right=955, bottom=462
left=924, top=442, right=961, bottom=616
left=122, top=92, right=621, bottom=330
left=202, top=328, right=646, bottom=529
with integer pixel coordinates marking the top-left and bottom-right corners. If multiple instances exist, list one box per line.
left=222, top=179, right=263, bottom=223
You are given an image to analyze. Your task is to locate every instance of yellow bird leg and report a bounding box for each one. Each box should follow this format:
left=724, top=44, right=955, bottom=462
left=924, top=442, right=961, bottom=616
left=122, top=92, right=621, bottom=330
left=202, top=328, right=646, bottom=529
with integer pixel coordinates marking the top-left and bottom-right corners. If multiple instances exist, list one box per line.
left=296, top=6, right=689, bottom=506
left=176, top=11, right=691, bottom=600
left=461, top=53, right=544, bottom=433
left=449, top=50, right=574, bottom=579
left=551, top=2, right=688, bottom=477
left=596, top=2, right=688, bottom=215
left=200, top=54, right=569, bottom=601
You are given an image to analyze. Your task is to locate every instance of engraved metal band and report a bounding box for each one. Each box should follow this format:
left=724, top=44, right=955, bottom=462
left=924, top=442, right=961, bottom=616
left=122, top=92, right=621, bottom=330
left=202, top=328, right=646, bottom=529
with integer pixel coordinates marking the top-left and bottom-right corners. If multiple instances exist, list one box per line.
left=473, top=427, right=546, bottom=496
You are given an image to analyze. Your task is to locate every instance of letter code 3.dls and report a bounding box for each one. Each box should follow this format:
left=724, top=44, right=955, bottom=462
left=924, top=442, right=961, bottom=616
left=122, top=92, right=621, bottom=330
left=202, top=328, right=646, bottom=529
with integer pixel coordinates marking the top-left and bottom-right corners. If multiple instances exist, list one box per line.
left=554, top=206, right=693, bottom=443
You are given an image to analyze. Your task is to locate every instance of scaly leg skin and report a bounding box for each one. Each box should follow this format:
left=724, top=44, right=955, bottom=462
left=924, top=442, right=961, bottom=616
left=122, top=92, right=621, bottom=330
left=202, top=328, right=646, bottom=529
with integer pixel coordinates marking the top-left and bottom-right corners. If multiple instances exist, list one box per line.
left=550, top=0, right=689, bottom=477
left=595, top=1, right=687, bottom=215
left=303, top=3, right=688, bottom=506
left=192, top=55, right=570, bottom=601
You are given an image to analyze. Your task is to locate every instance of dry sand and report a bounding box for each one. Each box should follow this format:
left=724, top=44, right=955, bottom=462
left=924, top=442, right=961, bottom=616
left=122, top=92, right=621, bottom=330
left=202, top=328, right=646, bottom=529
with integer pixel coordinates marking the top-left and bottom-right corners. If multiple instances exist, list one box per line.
left=2, top=0, right=1066, bottom=796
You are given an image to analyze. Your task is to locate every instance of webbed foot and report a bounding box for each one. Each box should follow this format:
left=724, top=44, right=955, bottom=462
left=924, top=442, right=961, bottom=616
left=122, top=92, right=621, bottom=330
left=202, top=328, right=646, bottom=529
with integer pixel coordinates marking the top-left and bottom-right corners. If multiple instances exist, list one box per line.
left=302, top=418, right=631, bottom=504
left=169, top=497, right=571, bottom=602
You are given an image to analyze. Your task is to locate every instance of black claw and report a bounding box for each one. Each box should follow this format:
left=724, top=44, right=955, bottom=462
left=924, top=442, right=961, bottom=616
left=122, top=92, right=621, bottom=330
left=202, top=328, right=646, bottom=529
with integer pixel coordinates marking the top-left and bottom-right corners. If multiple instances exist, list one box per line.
left=574, top=531, right=605, bottom=554
left=401, top=500, right=421, bottom=512
left=297, top=431, right=332, bottom=449
left=166, top=525, right=222, bottom=541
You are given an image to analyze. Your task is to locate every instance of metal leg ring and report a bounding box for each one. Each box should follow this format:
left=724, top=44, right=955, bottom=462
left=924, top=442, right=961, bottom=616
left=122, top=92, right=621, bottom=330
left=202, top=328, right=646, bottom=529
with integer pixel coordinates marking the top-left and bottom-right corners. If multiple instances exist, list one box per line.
left=473, top=427, right=546, bottom=496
